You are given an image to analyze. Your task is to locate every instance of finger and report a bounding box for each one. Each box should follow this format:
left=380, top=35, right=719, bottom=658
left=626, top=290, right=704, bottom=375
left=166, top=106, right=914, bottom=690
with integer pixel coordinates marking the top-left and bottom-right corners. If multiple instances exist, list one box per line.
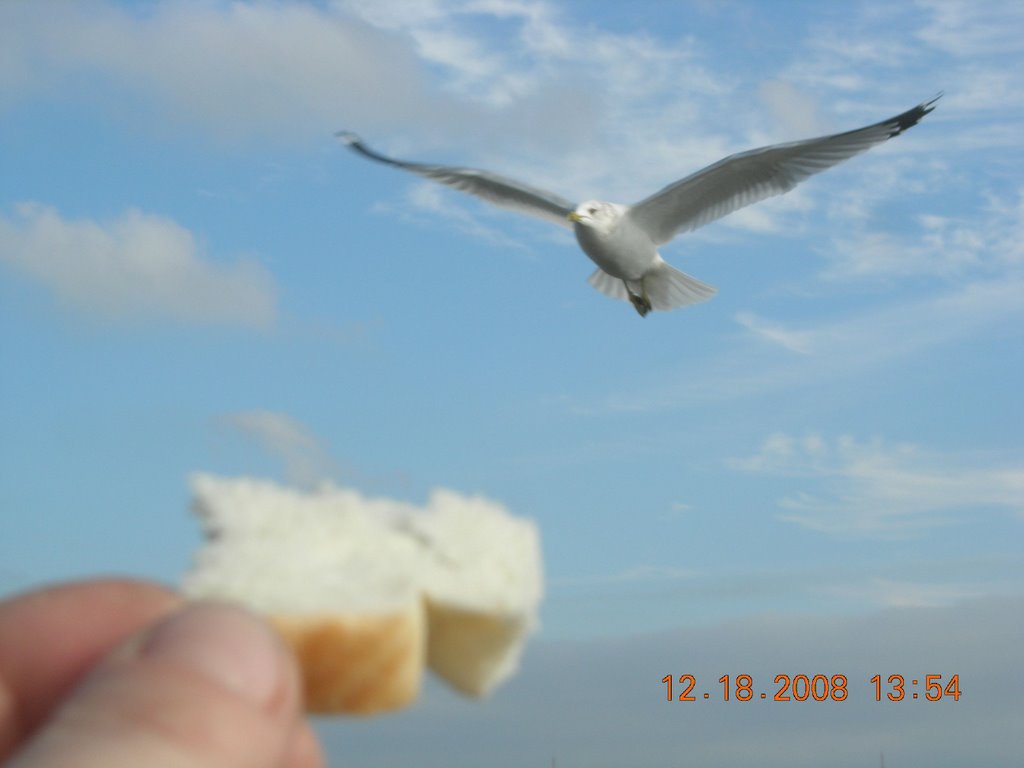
left=0, top=579, right=179, bottom=760
left=284, top=721, right=326, bottom=768
left=7, top=602, right=310, bottom=768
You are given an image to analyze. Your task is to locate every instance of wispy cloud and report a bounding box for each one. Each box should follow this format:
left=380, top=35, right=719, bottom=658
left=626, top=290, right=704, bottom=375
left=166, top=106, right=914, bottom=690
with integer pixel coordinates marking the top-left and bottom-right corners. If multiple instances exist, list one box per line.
left=730, top=432, right=1024, bottom=536
left=390, top=182, right=536, bottom=253
left=594, top=274, right=1024, bottom=413
left=915, top=0, right=1024, bottom=58
left=821, top=188, right=1024, bottom=282
left=826, top=576, right=986, bottom=608
left=219, top=410, right=341, bottom=489
left=733, top=311, right=816, bottom=354
left=339, top=0, right=739, bottom=204
left=0, top=202, right=276, bottom=326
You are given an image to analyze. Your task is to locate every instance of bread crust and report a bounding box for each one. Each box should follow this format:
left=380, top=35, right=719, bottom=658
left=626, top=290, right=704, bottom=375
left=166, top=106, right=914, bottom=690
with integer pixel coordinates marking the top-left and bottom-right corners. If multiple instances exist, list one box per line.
left=269, top=602, right=424, bottom=715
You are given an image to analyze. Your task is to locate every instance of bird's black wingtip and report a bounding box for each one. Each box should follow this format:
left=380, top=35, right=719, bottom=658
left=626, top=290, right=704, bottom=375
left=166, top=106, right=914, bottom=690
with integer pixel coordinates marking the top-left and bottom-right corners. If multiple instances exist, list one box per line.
left=891, top=93, right=943, bottom=135
left=332, top=131, right=407, bottom=169
left=919, top=92, right=943, bottom=117
left=334, top=130, right=361, bottom=146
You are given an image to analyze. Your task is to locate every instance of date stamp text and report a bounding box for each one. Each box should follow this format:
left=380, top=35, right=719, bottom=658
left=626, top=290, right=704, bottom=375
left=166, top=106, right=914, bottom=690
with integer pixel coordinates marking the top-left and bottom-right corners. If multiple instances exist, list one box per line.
left=661, top=674, right=962, bottom=702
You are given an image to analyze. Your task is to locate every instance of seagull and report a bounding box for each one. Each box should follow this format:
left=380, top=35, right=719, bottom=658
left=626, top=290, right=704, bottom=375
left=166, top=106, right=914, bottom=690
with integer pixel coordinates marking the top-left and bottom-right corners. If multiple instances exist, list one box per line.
left=338, top=96, right=939, bottom=317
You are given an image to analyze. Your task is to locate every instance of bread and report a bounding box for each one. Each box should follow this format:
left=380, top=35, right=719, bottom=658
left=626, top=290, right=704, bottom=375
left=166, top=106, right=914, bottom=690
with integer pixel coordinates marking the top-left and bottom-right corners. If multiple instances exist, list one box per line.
left=182, top=474, right=542, bottom=715
left=269, top=609, right=423, bottom=714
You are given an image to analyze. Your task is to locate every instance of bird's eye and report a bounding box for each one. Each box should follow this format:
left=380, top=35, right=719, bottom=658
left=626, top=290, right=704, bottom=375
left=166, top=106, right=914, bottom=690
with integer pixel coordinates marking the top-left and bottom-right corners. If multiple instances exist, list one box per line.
left=588, top=206, right=597, bottom=214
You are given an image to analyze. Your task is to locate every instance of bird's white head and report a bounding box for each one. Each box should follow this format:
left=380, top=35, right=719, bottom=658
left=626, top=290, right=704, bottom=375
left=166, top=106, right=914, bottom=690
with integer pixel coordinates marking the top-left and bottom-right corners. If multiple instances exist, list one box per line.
left=567, top=200, right=616, bottom=228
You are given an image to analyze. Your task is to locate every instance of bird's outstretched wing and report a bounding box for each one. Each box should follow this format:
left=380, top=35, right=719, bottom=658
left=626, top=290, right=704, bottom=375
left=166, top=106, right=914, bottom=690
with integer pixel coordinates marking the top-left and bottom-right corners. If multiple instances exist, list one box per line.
left=337, top=132, right=577, bottom=228
left=627, top=96, right=941, bottom=246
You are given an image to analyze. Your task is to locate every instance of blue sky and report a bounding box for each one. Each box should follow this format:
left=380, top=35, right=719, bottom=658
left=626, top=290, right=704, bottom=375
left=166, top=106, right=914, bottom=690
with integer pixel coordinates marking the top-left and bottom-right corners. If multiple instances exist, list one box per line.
left=2, top=1, right=1022, bottom=765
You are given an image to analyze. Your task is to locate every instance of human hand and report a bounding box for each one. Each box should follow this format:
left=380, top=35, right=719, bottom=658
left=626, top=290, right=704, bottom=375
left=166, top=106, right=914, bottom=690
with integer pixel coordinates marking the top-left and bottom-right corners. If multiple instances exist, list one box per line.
left=0, top=579, right=323, bottom=768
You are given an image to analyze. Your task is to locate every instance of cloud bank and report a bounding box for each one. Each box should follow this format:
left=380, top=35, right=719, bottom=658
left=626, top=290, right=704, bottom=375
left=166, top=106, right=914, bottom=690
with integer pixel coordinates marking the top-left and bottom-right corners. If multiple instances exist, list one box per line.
left=318, top=593, right=1024, bottom=768
left=0, top=203, right=276, bottom=326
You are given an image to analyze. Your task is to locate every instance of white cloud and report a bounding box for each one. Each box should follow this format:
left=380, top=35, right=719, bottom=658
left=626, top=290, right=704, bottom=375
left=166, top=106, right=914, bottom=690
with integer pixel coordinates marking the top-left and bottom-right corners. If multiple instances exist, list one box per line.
left=734, top=311, right=816, bottom=354
left=341, top=0, right=535, bottom=108
left=915, top=0, right=1024, bottom=57
left=822, top=147, right=946, bottom=215
left=0, top=0, right=439, bottom=143
left=400, top=182, right=534, bottom=252
left=777, top=7, right=920, bottom=98
left=730, top=432, right=1024, bottom=536
left=728, top=432, right=830, bottom=474
left=338, top=0, right=739, bottom=205
left=827, top=577, right=986, bottom=608
left=220, top=410, right=340, bottom=489
left=0, top=0, right=599, bottom=148
left=594, top=275, right=1024, bottom=413
left=821, top=189, right=1024, bottom=282
left=0, top=202, right=276, bottom=326
left=757, top=80, right=831, bottom=138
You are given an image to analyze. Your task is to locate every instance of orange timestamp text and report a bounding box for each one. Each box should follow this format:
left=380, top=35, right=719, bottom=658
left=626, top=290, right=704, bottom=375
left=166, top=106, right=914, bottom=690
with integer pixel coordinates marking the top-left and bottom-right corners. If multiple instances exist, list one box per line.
left=662, top=673, right=961, bottom=702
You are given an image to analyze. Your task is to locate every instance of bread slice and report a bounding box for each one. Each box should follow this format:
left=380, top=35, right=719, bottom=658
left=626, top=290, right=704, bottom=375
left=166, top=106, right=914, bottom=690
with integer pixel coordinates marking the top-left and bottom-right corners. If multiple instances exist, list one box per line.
left=182, top=474, right=542, bottom=715
left=399, top=488, right=542, bottom=696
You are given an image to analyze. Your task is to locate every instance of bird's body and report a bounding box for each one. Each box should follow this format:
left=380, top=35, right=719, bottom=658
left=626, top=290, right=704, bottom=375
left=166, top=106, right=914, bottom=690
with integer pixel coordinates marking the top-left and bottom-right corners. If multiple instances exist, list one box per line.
left=339, top=96, right=939, bottom=317
left=570, top=202, right=650, bottom=279
left=566, top=200, right=715, bottom=315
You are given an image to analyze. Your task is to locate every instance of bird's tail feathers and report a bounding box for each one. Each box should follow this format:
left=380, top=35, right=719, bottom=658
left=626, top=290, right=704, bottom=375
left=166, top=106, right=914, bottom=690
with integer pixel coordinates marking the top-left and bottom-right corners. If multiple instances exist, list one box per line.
left=587, top=264, right=716, bottom=311
left=646, top=262, right=717, bottom=310
left=587, top=268, right=631, bottom=303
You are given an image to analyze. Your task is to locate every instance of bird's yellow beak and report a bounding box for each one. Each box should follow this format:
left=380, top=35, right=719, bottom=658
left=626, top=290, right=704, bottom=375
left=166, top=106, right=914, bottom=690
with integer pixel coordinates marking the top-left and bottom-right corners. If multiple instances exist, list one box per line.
left=567, top=211, right=582, bottom=223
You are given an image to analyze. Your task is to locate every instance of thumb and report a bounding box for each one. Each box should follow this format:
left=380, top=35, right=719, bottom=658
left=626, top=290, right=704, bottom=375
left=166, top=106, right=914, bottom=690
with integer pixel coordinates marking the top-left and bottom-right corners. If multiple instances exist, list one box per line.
left=8, top=602, right=320, bottom=768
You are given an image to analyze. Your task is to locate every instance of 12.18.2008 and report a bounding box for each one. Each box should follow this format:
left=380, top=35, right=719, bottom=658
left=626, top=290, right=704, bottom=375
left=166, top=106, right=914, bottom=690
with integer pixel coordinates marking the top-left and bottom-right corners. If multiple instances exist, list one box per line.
left=661, top=673, right=961, bottom=702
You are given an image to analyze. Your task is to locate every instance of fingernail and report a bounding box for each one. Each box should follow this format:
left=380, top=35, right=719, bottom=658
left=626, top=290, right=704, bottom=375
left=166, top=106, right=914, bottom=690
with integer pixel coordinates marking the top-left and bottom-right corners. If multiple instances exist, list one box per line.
left=139, top=602, right=284, bottom=707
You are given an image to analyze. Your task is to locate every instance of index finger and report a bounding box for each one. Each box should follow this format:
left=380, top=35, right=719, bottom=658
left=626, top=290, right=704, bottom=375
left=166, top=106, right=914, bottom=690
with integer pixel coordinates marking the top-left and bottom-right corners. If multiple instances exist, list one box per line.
left=0, top=578, right=180, bottom=761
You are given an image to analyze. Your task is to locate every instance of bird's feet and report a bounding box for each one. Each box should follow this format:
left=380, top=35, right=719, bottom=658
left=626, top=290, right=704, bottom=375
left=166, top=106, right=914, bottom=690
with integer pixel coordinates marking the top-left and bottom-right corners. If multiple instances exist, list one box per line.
left=626, top=284, right=652, bottom=317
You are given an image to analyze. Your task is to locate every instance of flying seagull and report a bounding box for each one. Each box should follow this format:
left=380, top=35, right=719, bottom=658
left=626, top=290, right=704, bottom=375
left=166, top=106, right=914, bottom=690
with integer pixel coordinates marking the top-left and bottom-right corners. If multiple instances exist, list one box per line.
left=338, top=96, right=939, bottom=317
